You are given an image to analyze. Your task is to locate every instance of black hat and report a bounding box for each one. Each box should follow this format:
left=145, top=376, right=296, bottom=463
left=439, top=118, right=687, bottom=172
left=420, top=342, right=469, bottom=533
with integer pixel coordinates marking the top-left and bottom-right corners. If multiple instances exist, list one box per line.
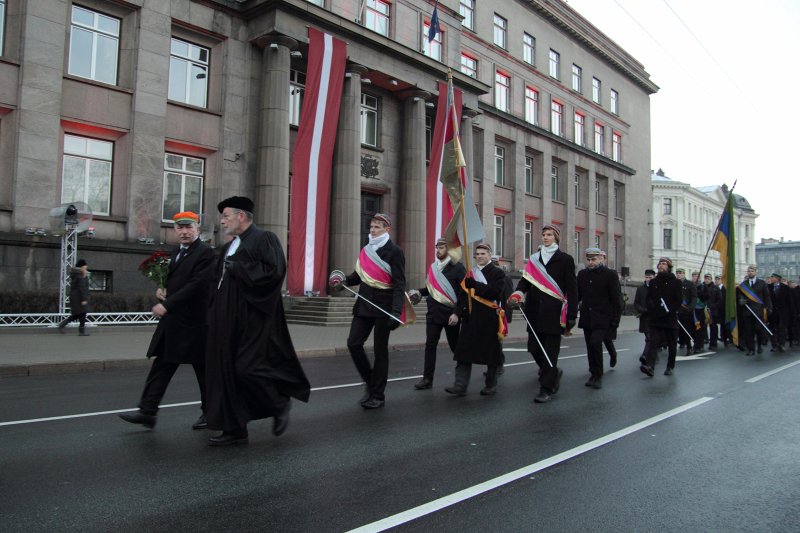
left=217, top=196, right=254, bottom=214
left=75, top=259, right=87, bottom=268
left=645, top=269, right=655, bottom=276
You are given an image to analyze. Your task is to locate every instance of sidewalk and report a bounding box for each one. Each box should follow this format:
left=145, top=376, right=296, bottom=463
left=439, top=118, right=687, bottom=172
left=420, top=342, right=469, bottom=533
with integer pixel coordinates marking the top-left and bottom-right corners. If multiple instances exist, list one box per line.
left=0, top=315, right=640, bottom=377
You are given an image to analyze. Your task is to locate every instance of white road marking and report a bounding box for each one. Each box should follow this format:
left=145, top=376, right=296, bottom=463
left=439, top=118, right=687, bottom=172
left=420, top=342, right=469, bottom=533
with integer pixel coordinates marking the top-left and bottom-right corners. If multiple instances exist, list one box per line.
left=745, top=359, right=800, bottom=383
left=347, top=397, right=715, bottom=533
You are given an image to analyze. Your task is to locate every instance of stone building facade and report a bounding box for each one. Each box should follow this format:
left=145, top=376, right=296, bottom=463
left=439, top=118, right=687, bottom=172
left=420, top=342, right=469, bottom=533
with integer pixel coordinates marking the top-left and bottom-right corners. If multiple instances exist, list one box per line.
left=0, top=0, right=657, bottom=294
left=755, top=239, right=800, bottom=281
left=650, top=169, right=758, bottom=281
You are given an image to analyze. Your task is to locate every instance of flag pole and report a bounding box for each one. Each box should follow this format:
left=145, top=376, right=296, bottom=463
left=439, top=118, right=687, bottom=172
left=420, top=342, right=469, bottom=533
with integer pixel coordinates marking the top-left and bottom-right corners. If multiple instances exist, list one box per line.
left=698, top=180, right=737, bottom=276
left=448, top=69, right=472, bottom=314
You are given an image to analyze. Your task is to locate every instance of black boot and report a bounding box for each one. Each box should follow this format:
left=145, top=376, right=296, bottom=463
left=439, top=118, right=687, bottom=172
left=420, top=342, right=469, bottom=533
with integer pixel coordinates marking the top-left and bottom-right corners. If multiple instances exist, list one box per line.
left=79, top=327, right=90, bottom=336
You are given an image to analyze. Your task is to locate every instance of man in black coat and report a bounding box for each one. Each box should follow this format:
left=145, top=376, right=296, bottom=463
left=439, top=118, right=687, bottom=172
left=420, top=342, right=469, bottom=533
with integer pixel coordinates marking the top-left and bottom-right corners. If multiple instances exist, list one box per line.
left=407, top=238, right=466, bottom=390
left=703, top=273, right=721, bottom=349
left=58, top=258, right=91, bottom=336
left=767, top=273, right=794, bottom=352
left=445, top=242, right=505, bottom=396
left=738, top=265, right=772, bottom=356
left=330, top=213, right=406, bottom=409
left=205, top=197, right=311, bottom=445
left=508, top=225, right=578, bottom=404
left=119, top=212, right=215, bottom=430
left=692, top=271, right=709, bottom=353
left=634, top=269, right=655, bottom=360
left=577, top=248, right=623, bottom=389
left=641, top=257, right=683, bottom=377
left=715, top=275, right=731, bottom=346
left=675, top=268, right=697, bottom=355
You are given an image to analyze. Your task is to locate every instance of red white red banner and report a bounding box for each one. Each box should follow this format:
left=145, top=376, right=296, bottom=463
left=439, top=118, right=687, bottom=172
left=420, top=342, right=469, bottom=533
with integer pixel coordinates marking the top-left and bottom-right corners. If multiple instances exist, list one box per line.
left=287, top=28, right=347, bottom=295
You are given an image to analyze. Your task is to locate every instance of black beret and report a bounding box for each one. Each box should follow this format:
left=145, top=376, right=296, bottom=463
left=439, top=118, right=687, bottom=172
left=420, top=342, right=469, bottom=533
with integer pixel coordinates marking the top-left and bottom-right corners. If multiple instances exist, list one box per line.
left=75, top=259, right=87, bottom=267
left=217, top=196, right=254, bottom=214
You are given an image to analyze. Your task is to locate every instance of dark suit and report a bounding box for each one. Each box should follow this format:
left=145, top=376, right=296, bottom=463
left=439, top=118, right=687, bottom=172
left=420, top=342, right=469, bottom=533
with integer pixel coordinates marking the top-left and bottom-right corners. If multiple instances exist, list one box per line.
left=418, top=261, right=466, bottom=382
left=577, top=265, right=623, bottom=380
left=737, top=277, right=771, bottom=353
left=677, top=279, right=697, bottom=350
left=634, top=282, right=650, bottom=355
left=768, top=282, right=794, bottom=350
left=138, top=238, right=215, bottom=416
left=704, top=282, right=722, bottom=347
left=345, top=239, right=405, bottom=402
left=514, top=249, right=578, bottom=395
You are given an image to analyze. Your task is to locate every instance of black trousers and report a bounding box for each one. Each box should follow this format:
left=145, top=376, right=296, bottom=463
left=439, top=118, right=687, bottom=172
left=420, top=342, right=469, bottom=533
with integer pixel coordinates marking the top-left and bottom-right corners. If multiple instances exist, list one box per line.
left=584, top=328, right=608, bottom=379
left=423, top=321, right=459, bottom=381
left=139, top=356, right=206, bottom=416
left=770, top=313, right=787, bottom=348
left=708, top=316, right=719, bottom=346
left=739, top=312, right=767, bottom=351
left=677, top=313, right=693, bottom=348
left=646, top=326, right=677, bottom=369
left=347, top=316, right=391, bottom=401
left=453, top=361, right=497, bottom=390
left=529, top=332, right=562, bottom=394
left=63, top=312, right=87, bottom=329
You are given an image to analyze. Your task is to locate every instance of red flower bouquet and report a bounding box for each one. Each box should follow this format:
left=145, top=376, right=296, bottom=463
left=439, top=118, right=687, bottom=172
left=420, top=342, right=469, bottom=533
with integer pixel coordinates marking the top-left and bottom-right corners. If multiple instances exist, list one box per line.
left=139, top=251, right=171, bottom=289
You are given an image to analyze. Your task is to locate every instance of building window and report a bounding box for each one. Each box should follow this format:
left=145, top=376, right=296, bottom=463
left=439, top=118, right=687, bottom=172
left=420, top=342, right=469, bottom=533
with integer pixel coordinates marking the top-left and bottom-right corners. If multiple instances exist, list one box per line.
left=524, top=86, right=539, bottom=125
left=494, top=145, right=505, bottom=185
left=495, top=71, right=510, bottom=112
left=364, top=0, right=390, bottom=37
left=524, top=221, right=533, bottom=258
left=612, top=132, right=622, bottom=162
left=572, top=64, right=582, bottom=92
left=494, top=215, right=505, bottom=257
left=594, top=122, right=605, bottom=155
left=595, top=180, right=601, bottom=211
left=460, top=0, right=474, bottom=31
left=745, top=246, right=750, bottom=263
left=523, top=33, right=535, bottom=65
left=423, top=22, right=442, bottom=61
left=592, top=77, right=601, bottom=103
left=550, top=165, right=559, bottom=201
left=88, top=270, right=112, bottom=292
left=549, top=49, right=560, bottom=79
left=361, top=93, right=379, bottom=147
left=745, top=224, right=750, bottom=238
left=163, top=153, right=204, bottom=222
left=614, top=184, right=623, bottom=218
left=550, top=100, right=563, bottom=136
left=68, top=5, right=120, bottom=85
left=595, top=234, right=601, bottom=248
left=307, top=0, right=324, bottom=5
left=610, top=89, right=619, bottom=114
left=663, top=228, right=673, bottom=250
left=574, top=231, right=581, bottom=260
left=573, top=112, right=585, bottom=146
left=574, top=173, right=581, bottom=207
left=168, top=38, right=210, bottom=107
left=460, top=53, right=477, bottom=78
left=61, top=135, right=112, bottom=216
left=289, top=70, right=306, bottom=127
left=493, top=14, right=507, bottom=48
left=525, top=156, right=533, bottom=194
left=663, top=197, right=672, bottom=215
left=425, top=114, right=433, bottom=161
left=0, top=0, right=6, bottom=57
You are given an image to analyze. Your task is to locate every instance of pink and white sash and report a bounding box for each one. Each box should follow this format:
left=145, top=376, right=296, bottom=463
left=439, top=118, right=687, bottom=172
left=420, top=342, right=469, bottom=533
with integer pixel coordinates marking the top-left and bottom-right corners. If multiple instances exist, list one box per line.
left=523, top=252, right=568, bottom=328
left=355, top=245, right=416, bottom=324
left=426, top=262, right=458, bottom=308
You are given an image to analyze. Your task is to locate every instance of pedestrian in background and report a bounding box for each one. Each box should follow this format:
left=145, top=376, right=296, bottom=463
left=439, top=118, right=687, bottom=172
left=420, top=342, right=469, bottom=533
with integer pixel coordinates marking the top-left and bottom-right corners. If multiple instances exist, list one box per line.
left=58, top=258, right=91, bottom=336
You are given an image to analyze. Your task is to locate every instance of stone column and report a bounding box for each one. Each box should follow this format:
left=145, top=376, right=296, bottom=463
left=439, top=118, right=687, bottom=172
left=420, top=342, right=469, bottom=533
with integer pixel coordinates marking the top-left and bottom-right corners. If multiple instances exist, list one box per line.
left=399, top=90, right=430, bottom=288
left=460, top=109, right=478, bottom=175
left=256, top=36, right=297, bottom=246
left=330, top=64, right=367, bottom=275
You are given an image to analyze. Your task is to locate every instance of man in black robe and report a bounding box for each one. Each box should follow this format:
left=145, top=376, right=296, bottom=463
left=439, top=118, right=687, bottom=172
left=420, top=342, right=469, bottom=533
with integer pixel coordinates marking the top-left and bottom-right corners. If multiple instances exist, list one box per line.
left=407, top=238, right=465, bottom=390
left=445, top=242, right=505, bottom=396
left=675, top=268, right=697, bottom=355
left=119, top=211, right=214, bottom=430
left=329, top=213, right=405, bottom=409
left=206, top=196, right=311, bottom=446
left=634, top=268, right=655, bottom=362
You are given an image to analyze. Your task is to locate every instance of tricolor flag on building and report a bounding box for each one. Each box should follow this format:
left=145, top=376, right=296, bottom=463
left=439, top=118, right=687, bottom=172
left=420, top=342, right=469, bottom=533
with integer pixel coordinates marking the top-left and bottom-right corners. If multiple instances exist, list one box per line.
left=287, top=28, right=347, bottom=296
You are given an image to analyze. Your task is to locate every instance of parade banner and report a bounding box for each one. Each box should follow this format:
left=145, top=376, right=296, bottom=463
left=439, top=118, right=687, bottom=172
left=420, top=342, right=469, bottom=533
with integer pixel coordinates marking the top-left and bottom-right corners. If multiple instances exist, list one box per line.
left=288, top=28, right=346, bottom=295
left=711, top=191, right=738, bottom=345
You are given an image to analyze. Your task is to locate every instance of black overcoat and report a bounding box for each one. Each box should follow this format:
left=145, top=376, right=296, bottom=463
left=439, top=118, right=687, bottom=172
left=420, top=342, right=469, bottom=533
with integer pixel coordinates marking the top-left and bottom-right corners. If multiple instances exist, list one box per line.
left=634, top=282, right=649, bottom=333
left=345, top=239, right=406, bottom=318
left=206, top=225, right=311, bottom=432
left=577, top=265, right=623, bottom=330
left=146, top=238, right=215, bottom=364
left=645, top=271, right=683, bottom=329
left=514, top=249, right=578, bottom=335
left=453, top=263, right=505, bottom=366
left=68, top=268, right=90, bottom=315
left=737, top=278, right=772, bottom=318
left=419, top=261, right=466, bottom=326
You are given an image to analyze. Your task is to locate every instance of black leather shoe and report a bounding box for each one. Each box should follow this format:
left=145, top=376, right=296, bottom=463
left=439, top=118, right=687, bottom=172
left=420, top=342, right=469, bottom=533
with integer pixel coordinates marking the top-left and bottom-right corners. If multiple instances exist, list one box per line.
left=640, top=364, right=654, bottom=377
left=359, top=388, right=371, bottom=404
left=208, top=430, right=248, bottom=446
left=479, top=385, right=497, bottom=396
left=639, top=355, right=647, bottom=365
left=609, top=352, right=617, bottom=368
left=273, top=403, right=290, bottom=436
left=192, top=414, right=208, bottom=430
left=361, top=397, right=385, bottom=409
left=533, top=391, right=551, bottom=403
left=591, top=378, right=602, bottom=389
left=664, top=368, right=673, bottom=376
left=445, top=386, right=467, bottom=396
left=414, top=377, right=433, bottom=390
left=118, top=411, right=156, bottom=429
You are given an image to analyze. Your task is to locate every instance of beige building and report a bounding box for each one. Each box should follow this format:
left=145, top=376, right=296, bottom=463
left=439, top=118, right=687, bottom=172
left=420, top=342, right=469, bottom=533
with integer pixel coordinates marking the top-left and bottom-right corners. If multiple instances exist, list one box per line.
left=0, top=0, right=657, bottom=294
left=650, top=169, right=758, bottom=280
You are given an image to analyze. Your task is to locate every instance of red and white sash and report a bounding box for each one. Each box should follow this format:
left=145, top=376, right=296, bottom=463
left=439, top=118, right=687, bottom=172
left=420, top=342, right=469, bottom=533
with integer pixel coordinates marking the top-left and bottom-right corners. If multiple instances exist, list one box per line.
left=425, top=261, right=458, bottom=308
left=523, top=252, right=568, bottom=328
left=355, top=245, right=416, bottom=324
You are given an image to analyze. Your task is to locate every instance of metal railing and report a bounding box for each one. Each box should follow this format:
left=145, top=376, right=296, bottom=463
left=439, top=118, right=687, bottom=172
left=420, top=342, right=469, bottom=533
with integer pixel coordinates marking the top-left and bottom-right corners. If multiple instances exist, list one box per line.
left=0, top=312, right=158, bottom=328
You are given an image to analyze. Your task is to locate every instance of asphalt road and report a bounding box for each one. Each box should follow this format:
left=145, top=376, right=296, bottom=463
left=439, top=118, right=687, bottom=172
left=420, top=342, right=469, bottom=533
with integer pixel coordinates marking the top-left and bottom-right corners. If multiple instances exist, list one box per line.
left=2, top=333, right=799, bottom=532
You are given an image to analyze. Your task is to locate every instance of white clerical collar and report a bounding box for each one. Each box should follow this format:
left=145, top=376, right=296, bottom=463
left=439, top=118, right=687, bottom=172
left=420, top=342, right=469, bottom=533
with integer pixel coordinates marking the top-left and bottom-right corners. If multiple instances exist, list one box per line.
left=368, top=232, right=390, bottom=251
left=225, top=236, right=240, bottom=257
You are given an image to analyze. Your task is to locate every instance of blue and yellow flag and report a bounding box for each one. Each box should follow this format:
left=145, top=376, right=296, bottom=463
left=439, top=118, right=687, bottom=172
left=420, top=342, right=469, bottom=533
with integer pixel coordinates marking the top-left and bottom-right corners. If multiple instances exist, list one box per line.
left=711, top=191, right=737, bottom=345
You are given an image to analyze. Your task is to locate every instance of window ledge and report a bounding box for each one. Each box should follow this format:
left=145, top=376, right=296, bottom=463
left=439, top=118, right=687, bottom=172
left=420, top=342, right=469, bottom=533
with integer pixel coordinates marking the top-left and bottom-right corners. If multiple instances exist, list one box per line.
left=361, top=144, right=384, bottom=153
left=494, top=183, right=513, bottom=191
left=63, top=74, right=133, bottom=94
left=167, top=100, right=222, bottom=117
left=92, top=214, right=128, bottom=223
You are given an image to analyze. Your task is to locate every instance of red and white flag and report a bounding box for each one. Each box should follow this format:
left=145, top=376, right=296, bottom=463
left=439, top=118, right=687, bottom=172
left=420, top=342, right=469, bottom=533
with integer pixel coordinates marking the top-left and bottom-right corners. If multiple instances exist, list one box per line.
left=287, top=28, right=347, bottom=295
